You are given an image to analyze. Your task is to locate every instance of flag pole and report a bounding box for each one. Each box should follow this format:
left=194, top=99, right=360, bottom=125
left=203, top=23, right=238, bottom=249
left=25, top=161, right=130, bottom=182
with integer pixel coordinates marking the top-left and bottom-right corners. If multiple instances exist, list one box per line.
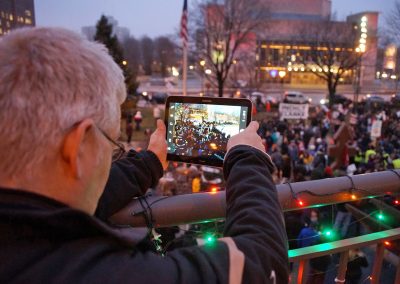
left=183, top=46, right=187, bottom=96
left=180, top=0, right=188, bottom=96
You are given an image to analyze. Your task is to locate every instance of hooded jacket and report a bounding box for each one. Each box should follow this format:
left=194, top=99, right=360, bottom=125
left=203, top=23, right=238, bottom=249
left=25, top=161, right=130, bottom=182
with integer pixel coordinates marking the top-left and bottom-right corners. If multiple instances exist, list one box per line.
left=0, top=146, right=288, bottom=284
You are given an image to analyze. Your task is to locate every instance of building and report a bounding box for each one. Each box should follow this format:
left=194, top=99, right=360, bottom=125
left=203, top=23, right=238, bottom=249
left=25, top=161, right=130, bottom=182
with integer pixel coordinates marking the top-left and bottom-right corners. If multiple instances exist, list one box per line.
left=0, top=0, right=35, bottom=36
left=255, top=0, right=378, bottom=87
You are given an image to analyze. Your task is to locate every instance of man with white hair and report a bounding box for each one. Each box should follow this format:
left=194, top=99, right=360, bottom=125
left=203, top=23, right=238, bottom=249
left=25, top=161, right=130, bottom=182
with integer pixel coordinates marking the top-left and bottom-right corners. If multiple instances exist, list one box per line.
left=0, top=28, right=288, bottom=283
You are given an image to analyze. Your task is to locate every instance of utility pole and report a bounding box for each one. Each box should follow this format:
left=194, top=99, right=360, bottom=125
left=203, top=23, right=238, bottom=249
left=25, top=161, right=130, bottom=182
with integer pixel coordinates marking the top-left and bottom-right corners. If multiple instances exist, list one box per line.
left=354, top=50, right=363, bottom=107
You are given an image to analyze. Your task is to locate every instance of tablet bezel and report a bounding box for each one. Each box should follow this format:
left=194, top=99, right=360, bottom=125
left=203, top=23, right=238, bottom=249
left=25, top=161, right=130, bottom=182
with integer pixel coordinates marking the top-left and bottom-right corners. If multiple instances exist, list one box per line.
left=164, top=95, right=252, bottom=167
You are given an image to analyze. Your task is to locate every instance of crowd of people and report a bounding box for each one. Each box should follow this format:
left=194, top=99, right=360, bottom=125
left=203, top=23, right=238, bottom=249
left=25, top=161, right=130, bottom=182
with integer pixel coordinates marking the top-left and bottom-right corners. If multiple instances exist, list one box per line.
left=256, top=102, right=400, bottom=184
left=172, top=119, right=230, bottom=157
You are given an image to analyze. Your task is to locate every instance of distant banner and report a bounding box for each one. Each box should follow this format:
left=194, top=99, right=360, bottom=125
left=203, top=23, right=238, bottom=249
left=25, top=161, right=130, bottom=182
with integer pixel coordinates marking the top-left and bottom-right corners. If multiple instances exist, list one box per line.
left=279, top=103, right=309, bottom=120
left=370, top=120, right=382, bottom=138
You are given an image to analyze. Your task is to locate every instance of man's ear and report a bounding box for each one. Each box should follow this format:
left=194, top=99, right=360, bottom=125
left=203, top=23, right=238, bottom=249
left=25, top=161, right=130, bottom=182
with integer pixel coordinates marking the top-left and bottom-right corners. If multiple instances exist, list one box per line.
left=61, top=119, right=95, bottom=179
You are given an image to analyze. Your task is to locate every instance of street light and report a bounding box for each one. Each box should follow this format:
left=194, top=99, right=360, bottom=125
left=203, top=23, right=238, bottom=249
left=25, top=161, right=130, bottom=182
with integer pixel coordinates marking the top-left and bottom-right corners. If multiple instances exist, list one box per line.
left=354, top=15, right=367, bottom=105
left=278, top=70, right=286, bottom=101
left=199, top=60, right=206, bottom=95
left=354, top=48, right=364, bottom=105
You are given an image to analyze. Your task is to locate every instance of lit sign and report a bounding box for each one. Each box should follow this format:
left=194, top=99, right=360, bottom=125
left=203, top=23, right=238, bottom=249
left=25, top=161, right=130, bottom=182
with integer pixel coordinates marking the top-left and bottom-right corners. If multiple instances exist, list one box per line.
left=384, top=44, right=397, bottom=70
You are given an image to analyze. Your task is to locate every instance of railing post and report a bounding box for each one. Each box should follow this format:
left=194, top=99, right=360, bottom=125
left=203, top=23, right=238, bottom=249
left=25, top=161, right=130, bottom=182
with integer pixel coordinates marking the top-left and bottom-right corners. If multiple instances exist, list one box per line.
left=297, top=260, right=308, bottom=283
left=370, top=243, right=385, bottom=284
left=335, top=251, right=349, bottom=283
left=395, top=258, right=400, bottom=284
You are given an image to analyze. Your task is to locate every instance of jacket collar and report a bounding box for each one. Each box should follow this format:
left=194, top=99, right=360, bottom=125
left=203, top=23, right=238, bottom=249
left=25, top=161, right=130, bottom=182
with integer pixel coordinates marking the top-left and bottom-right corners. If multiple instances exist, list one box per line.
left=0, top=188, right=147, bottom=247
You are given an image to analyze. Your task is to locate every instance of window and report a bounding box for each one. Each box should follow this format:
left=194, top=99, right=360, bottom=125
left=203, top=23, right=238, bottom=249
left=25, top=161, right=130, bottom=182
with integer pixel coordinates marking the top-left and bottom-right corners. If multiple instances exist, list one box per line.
left=25, top=18, right=32, bottom=24
left=6, top=21, right=10, bottom=28
left=25, top=10, right=32, bottom=17
left=9, top=14, right=13, bottom=21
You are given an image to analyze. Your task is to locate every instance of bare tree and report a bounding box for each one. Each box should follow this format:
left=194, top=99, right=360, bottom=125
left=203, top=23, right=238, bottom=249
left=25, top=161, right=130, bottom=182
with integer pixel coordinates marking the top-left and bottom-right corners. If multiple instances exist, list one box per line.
left=154, top=36, right=178, bottom=77
left=386, top=1, right=400, bottom=43
left=141, top=36, right=154, bottom=76
left=122, top=36, right=142, bottom=77
left=192, top=0, right=267, bottom=97
left=294, top=20, right=359, bottom=106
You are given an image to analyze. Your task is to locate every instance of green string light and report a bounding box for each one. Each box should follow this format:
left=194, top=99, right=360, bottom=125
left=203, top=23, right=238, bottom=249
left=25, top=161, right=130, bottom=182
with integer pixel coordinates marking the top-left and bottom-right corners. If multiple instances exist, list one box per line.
left=322, top=229, right=335, bottom=239
left=204, top=234, right=216, bottom=244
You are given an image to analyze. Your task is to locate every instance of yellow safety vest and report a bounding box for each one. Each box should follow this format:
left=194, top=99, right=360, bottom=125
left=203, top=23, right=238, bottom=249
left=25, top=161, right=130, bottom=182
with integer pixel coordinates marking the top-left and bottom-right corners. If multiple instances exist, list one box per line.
left=192, top=177, right=201, bottom=193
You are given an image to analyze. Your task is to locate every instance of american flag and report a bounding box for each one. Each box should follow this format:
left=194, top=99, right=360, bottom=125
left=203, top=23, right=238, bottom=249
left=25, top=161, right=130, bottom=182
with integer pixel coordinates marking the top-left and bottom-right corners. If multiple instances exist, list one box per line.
left=180, top=0, right=188, bottom=48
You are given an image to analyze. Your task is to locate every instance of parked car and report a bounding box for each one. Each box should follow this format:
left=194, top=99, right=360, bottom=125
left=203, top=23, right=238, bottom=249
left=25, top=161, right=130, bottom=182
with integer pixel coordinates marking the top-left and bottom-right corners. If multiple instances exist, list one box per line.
left=250, top=92, right=278, bottom=104
left=331, top=94, right=352, bottom=105
left=364, top=95, right=386, bottom=110
left=283, top=91, right=311, bottom=104
left=391, top=93, right=400, bottom=104
left=200, top=166, right=224, bottom=192
left=151, top=92, right=169, bottom=104
left=365, top=95, right=385, bottom=103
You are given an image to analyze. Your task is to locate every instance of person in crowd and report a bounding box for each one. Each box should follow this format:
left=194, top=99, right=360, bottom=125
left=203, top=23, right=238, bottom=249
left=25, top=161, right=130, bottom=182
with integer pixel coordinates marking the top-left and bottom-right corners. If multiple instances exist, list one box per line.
left=297, top=210, right=331, bottom=284
left=0, top=27, right=288, bottom=283
left=300, top=150, right=314, bottom=174
left=345, top=249, right=369, bottom=284
left=125, top=121, right=133, bottom=145
left=134, top=110, right=143, bottom=131
left=333, top=203, right=352, bottom=238
left=271, top=147, right=284, bottom=180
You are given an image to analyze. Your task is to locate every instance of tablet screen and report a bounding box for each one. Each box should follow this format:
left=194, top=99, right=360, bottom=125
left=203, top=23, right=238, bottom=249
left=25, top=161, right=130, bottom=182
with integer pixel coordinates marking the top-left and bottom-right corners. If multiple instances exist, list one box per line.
left=165, top=98, right=251, bottom=167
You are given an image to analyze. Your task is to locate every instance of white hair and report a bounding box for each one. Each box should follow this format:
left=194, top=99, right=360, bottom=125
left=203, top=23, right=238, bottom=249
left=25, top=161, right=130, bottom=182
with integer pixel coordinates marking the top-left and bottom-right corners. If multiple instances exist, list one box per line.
left=0, top=27, right=126, bottom=179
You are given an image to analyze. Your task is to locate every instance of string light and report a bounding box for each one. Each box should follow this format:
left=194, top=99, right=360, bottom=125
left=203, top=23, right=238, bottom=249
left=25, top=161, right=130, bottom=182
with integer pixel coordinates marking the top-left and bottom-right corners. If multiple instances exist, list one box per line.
left=324, top=230, right=333, bottom=238
left=204, top=234, right=216, bottom=244
left=384, top=241, right=390, bottom=246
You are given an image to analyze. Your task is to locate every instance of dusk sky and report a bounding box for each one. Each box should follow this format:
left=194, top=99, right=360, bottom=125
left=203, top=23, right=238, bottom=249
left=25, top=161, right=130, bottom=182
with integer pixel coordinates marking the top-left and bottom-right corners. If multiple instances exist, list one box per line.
left=35, top=0, right=395, bottom=38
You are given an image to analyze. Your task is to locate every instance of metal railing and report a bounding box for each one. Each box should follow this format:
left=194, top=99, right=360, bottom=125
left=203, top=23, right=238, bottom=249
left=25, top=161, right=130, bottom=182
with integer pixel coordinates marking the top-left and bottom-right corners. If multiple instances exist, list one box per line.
left=111, top=170, right=400, bottom=227
left=111, top=170, right=400, bottom=283
left=289, top=228, right=400, bottom=283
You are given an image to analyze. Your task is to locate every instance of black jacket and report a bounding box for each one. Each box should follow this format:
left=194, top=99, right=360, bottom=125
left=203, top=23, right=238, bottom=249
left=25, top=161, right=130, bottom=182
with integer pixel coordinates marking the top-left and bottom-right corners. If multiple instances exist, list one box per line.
left=0, top=146, right=288, bottom=283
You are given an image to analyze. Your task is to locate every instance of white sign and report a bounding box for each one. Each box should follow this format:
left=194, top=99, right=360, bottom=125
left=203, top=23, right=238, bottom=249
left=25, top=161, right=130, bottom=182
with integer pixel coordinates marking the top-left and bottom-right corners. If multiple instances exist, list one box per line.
left=370, top=120, right=382, bottom=138
left=279, top=103, right=309, bottom=120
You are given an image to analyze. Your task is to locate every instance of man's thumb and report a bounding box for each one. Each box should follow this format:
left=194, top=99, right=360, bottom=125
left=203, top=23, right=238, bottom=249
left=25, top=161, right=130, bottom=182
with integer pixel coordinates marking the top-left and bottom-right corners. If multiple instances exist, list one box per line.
left=246, top=121, right=259, bottom=132
left=156, top=119, right=166, bottom=132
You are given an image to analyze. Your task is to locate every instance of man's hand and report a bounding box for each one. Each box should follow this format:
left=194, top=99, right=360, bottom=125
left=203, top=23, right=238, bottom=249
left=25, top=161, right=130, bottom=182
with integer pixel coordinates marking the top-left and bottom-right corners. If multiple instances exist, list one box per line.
left=148, top=119, right=168, bottom=170
left=227, top=121, right=264, bottom=153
